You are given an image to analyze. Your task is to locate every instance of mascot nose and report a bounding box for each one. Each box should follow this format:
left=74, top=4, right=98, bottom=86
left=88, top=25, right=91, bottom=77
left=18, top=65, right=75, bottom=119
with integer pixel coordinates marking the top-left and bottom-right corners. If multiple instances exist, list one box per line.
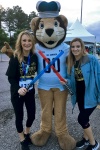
left=45, top=29, right=54, bottom=37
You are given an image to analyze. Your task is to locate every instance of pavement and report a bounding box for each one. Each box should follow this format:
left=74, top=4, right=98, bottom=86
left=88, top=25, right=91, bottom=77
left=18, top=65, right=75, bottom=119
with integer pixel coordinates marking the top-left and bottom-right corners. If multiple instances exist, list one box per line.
left=0, top=54, right=100, bottom=150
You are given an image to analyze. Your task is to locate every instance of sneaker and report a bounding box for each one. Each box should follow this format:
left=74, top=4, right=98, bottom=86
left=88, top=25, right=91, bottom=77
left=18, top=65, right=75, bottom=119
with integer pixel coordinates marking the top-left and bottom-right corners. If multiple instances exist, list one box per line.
left=85, top=140, right=99, bottom=150
left=21, top=139, right=30, bottom=150
left=76, top=137, right=90, bottom=148
left=24, top=133, right=32, bottom=145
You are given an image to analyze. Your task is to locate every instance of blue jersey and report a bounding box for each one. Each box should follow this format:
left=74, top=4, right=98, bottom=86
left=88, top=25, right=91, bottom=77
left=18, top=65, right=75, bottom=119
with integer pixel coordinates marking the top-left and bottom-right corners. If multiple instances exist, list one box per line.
left=36, top=43, right=69, bottom=91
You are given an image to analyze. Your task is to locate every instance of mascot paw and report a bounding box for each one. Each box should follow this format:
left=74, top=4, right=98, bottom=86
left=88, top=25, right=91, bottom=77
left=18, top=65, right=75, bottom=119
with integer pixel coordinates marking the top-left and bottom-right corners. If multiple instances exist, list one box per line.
left=1, top=42, right=13, bottom=58
left=58, top=134, right=76, bottom=150
left=30, top=130, right=51, bottom=146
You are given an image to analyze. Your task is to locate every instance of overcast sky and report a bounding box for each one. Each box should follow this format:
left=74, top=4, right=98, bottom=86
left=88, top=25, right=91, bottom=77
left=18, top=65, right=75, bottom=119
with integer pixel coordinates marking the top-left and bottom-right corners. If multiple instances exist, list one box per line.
left=0, top=0, right=100, bottom=27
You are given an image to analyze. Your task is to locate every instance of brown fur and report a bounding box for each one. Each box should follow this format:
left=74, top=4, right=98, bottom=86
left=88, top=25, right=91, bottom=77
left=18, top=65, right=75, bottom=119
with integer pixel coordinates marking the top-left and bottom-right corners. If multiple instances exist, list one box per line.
left=30, top=15, right=68, bottom=49
left=1, top=42, right=13, bottom=58
left=30, top=11, right=76, bottom=150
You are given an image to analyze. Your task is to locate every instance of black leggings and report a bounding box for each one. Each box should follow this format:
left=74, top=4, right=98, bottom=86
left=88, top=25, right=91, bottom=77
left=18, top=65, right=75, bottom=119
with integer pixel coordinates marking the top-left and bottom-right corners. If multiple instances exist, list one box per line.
left=11, top=90, right=35, bottom=133
left=78, top=106, right=96, bottom=129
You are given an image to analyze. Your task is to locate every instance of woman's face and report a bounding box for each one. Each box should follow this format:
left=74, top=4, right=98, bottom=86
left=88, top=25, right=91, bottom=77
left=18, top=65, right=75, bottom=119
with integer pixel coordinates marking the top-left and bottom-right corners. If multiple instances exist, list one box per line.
left=21, top=34, right=32, bottom=54
left=71, top=41, right=82, bottom=60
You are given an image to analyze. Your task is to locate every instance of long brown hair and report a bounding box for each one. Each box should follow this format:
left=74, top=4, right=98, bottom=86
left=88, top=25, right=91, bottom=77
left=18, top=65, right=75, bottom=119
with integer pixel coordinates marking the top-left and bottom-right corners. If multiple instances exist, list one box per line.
left=14, top=30, right=36, bottom=63
left=67, top=38, right=87, bottom=74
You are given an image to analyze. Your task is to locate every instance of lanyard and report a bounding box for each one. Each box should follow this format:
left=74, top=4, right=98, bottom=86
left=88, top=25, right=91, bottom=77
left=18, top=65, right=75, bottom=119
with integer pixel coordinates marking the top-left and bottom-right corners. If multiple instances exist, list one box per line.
left=22, top=54, right=30, bottom=77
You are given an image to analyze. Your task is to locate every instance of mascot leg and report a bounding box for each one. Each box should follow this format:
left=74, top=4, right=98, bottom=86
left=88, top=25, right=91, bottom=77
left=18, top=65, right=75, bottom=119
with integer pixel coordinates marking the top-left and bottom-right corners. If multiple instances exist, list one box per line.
left=54, top=89, right=76, bottom=150
left=31, top=89, right=53, bottom=146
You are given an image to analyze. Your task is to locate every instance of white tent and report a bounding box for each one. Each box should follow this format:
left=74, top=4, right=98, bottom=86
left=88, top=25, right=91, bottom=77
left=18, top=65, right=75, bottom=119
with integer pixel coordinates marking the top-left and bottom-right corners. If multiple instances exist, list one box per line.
left=65, top=19, right=96, bottom=45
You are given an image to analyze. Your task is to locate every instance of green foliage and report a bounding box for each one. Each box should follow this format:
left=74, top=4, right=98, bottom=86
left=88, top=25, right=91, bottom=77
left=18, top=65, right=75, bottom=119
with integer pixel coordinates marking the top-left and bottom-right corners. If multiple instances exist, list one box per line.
left=11, top=29, right=25, bottom=48
left=0, top=5, right=6, bottom=29
left=0, top=29, right=9, bottom=49
left=0, top=5, right=38, bottom=47
left=28, top=11, right=38, bottom=23
left=13, top=6, right=29, bottom=30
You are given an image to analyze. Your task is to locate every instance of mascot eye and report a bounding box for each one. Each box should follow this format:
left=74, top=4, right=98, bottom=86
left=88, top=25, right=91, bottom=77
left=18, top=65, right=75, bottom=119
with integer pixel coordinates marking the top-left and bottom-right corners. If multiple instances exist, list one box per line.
left=54, top=21, right=59, bottom=27
left=39, top=23, right=44, bottom=29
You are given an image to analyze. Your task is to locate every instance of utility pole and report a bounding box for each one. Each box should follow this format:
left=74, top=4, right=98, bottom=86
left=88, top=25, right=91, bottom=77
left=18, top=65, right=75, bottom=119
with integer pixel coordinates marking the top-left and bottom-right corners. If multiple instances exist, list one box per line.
left=80, top=0, right=83, bottom=24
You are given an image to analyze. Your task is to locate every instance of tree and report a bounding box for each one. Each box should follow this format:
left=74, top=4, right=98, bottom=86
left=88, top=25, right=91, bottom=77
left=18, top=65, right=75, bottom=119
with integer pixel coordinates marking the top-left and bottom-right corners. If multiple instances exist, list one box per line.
left=13, top=6, right=29, bottom=30
left=3, top=6, right=29, bottom=45
left=4, top=6, right=29, bottom=33
left=11, top=29, right=25, bottom=48
left=0, top=29, right=9, bottom=49
left=28, top=11, right=38, bottom=25
left=0, top=5, right=38, bottom=47
left=0, top=5, right=6, bottom=29
left=4, top=8, right=15, bottom=33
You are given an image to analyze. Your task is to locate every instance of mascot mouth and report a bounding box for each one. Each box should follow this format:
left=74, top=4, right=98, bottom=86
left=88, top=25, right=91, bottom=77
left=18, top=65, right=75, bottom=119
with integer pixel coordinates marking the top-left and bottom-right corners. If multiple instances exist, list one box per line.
left=46, top=41, right=56, bottom=45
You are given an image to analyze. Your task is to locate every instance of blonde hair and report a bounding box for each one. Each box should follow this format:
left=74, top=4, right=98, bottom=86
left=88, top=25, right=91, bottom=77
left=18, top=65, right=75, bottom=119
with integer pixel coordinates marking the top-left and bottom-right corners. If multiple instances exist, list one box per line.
left=14, top=30, right=35, bottom=63
left=67, top=38, right=87, bottom=74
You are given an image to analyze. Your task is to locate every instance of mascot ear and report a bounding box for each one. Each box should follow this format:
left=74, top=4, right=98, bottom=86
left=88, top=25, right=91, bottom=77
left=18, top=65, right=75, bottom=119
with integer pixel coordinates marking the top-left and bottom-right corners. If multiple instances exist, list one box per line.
left=59, top=15, right=68, bottom=27
left=30, top=17, right=39, bottom=31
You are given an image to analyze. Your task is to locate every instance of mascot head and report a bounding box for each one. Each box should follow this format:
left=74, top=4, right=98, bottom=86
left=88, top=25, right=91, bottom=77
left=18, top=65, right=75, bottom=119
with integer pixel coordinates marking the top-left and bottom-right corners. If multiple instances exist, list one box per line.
left=30, top=1, right=68, bottom=49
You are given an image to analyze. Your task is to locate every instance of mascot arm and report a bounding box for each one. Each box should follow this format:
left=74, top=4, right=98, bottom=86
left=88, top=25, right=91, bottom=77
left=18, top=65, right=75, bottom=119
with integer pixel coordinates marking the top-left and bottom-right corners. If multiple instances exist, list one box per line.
left=1, top=42, right=14, bottom=58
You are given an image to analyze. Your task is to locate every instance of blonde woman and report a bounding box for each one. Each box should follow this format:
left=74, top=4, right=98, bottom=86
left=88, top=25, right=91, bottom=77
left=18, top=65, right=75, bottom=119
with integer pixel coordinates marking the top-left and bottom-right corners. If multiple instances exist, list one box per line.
left=6, top=31, right=38, bottom=150
left=61, top=38, right=100, bottom=150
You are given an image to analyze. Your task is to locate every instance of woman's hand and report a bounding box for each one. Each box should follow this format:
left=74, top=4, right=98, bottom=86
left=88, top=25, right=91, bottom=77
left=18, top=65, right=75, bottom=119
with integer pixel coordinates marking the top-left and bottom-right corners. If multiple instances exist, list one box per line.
left=60, top=79, right=67, bottom=85
left=18, top=87, right=28, bottom=96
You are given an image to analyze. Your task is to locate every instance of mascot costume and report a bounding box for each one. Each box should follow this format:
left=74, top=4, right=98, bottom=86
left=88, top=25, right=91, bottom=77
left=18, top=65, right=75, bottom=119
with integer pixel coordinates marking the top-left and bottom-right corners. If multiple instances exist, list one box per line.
left=1, top=1, right=76, bottom=150
left=29, top=1, right=76, bottom=150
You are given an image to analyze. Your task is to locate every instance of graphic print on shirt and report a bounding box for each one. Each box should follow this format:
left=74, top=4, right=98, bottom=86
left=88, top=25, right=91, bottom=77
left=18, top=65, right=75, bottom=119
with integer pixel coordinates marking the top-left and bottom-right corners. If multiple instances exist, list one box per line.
left=19, top=61, right=37, bottom=90
left=75, top=67, right=84, bottom=81
left=20, top=62, right=36, bottom=78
